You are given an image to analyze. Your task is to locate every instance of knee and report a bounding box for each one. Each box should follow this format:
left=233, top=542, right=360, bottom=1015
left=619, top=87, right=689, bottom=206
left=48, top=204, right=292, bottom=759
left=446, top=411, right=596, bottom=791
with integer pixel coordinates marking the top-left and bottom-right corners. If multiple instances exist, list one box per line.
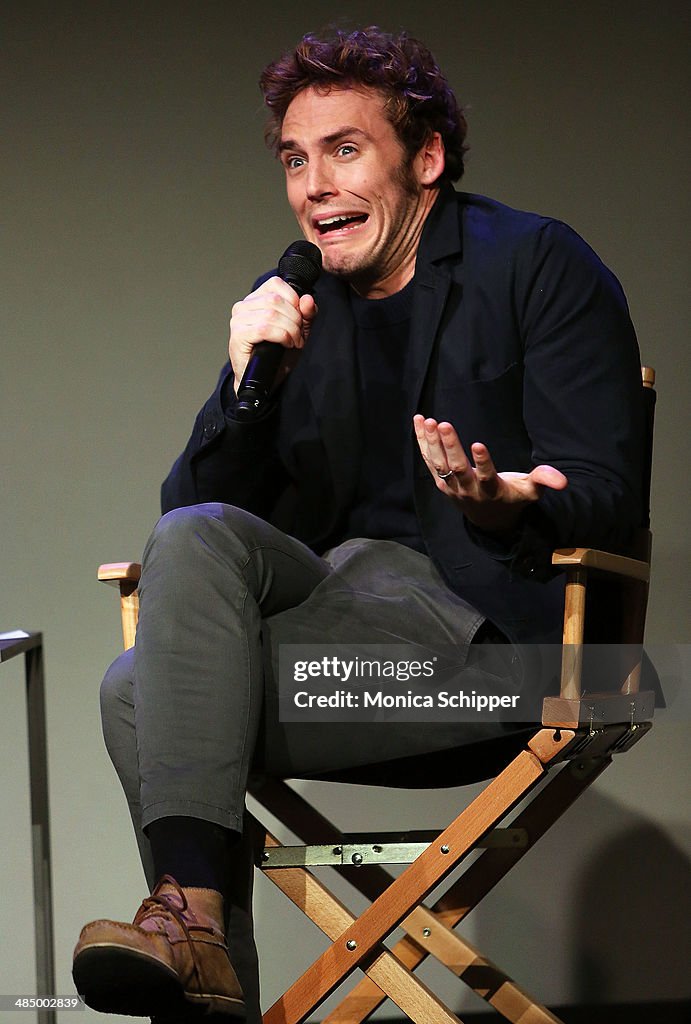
left=150, top=504, right=222, bottom=548
left=144, top=503, right=261, bottom=571
left=140, top=505, right=225, bottom=576
left=100, top=648, right=135, bottom=728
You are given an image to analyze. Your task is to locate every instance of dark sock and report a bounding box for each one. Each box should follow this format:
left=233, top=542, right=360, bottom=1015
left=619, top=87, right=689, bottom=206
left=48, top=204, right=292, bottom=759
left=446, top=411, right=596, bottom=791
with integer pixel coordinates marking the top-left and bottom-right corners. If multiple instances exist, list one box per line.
left=146, top=815, right=236, bottom=905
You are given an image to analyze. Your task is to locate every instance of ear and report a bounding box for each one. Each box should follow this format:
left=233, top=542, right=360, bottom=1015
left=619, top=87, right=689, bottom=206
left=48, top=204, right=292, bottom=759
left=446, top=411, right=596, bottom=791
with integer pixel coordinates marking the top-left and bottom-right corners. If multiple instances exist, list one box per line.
left=416, top=131, right=446, bottom=186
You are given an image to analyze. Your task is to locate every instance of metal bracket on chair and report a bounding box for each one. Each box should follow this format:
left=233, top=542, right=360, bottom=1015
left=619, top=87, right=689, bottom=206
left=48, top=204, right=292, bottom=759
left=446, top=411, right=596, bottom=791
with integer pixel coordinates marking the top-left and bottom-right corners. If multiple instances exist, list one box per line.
left=610, top=719, right=653, bottom=754
left=261, top=828, right=529, bottom=868
left=553, top=719, right=654, bottom=765
left=542, top=690, right=655, bottom=730
left=566, top=728, right=607, bottom=758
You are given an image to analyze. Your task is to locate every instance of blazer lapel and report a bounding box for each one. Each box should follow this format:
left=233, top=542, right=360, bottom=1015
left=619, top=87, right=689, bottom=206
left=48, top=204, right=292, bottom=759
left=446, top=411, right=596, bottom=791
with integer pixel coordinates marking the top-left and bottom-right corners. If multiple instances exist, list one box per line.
left=408, top=263, right=453, bottom=417
left=408, top=185, right=464, bottom=417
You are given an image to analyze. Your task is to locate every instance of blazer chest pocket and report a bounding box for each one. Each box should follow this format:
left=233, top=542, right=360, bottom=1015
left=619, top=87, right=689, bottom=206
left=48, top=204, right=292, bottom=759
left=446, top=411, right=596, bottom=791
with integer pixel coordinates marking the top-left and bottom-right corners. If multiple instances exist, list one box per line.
left=420, top=362, right=531, bottom=472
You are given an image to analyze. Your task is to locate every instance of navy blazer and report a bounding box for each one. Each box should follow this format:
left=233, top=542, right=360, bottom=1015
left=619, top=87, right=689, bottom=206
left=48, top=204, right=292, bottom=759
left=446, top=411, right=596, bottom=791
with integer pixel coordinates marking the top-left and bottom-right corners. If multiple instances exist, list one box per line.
left=162, top=186, right=645, bottom=645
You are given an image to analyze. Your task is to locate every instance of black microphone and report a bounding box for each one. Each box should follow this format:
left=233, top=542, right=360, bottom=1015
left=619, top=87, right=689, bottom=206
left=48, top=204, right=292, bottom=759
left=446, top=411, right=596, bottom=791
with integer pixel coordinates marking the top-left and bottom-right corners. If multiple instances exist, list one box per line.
left=234, top=240, right=322, bottom=420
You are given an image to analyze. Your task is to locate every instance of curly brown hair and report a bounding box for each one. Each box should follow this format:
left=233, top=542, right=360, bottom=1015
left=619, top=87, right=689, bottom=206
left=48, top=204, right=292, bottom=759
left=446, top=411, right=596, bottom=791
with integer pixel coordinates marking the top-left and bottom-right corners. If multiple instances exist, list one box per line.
left=260, top=26, right=468, bottom=182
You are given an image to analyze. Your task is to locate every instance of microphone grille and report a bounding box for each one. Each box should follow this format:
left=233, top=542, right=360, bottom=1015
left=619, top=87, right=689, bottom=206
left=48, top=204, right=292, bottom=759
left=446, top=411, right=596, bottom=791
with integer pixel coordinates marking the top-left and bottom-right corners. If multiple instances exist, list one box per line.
left=278, top=240, right=322, bottom=295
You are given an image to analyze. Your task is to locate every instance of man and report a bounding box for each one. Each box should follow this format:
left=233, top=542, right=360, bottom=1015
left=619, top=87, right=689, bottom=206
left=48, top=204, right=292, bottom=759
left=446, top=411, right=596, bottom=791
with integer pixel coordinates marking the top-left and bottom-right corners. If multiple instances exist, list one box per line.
left=73, top=26, right=644, bottom=1024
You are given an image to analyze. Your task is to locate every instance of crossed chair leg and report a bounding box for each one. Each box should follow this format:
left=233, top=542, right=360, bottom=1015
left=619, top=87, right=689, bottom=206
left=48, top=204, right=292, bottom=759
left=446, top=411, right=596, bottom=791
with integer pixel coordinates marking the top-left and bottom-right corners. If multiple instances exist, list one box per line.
left=249, top=725, right=644, bottom=1024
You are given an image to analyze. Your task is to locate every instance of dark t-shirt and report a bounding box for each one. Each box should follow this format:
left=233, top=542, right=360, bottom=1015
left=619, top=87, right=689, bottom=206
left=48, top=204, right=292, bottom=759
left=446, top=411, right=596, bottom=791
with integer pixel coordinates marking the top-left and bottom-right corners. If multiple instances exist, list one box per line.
left=341, top=280, right=425, bottom=552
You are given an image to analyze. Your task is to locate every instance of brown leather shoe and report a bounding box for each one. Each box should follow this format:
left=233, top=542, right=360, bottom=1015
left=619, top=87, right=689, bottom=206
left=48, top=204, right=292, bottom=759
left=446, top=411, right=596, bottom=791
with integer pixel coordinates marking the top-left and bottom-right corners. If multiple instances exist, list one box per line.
left=72, top=875, right=245, bottom=1019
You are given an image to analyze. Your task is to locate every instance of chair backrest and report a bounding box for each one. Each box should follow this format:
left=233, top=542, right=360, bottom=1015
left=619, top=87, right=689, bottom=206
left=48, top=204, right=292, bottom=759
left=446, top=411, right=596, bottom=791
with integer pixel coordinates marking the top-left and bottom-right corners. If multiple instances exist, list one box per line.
left=586, top=366, right=655, bottom=648
left=640, top=365, right=656, bottom=531
left=572, top=365, right=655, bottom=708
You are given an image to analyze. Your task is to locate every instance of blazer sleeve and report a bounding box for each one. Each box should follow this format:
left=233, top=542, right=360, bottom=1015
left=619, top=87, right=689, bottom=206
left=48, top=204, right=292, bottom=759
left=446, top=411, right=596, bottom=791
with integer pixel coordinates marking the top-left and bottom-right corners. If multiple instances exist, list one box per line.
left=473, top=219, right=645, bottom=579
left=160, top=360, right=289, bottom=516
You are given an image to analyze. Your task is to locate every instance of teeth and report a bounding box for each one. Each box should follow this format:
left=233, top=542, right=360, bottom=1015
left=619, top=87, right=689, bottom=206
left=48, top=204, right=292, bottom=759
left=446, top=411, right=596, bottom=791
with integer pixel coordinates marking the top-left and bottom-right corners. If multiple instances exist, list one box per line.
left=319, top=215, right=359, bottom=226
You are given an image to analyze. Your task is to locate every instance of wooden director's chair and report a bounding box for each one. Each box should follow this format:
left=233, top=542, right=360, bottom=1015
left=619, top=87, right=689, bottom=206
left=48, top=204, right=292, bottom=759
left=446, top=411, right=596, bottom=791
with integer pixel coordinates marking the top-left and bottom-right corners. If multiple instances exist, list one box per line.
left=99, top=367, right=657, bottom=1024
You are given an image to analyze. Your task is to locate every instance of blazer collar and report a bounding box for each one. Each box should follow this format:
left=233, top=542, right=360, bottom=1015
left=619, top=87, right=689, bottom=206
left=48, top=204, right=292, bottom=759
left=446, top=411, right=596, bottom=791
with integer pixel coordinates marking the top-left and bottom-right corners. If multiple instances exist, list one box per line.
left=416, top=182, right=463, bottom=267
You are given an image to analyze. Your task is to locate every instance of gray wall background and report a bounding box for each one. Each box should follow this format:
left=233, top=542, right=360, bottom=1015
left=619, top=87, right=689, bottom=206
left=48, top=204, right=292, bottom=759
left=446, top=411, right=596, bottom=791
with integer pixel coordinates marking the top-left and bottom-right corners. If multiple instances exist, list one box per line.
left=1, top=1, right=689, bottom=1020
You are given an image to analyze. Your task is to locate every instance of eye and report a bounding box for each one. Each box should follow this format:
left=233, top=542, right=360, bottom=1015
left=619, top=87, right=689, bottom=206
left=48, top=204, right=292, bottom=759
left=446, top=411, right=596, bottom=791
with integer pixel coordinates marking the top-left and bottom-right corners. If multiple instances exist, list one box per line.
left=336, top=144, right=357, bottom=158
left=284, top=155, right=305, bottom=171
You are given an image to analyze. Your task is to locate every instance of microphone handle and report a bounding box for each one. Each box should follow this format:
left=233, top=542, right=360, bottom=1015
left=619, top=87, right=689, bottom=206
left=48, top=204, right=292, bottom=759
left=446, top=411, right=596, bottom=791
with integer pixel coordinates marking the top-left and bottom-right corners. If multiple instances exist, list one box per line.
left=235, top=343, right=285, bottom=419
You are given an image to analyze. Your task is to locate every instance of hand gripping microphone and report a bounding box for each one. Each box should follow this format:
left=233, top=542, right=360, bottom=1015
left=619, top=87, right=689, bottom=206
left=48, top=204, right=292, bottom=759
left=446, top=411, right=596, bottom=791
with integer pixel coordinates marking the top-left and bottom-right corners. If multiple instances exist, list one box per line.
left=234, top=240, right=322, bottom=420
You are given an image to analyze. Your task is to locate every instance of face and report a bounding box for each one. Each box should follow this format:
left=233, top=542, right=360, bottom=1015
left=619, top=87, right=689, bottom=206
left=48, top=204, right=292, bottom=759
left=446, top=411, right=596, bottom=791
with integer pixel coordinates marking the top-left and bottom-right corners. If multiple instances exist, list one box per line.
left=279, top=86, right=443, bottom=297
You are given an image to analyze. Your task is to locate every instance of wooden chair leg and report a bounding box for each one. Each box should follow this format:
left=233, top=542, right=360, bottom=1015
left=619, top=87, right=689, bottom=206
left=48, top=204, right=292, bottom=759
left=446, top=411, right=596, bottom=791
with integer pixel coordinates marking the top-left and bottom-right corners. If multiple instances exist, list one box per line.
left=261, top=734, right=576, bottom=1023
left=255, top=738, right=608, bottom=1024
left=325, top=752, right=611, bottom=1023
left=324, top=905, right=563, bottom=1024
left=262, top=832, right=462, bottom=1024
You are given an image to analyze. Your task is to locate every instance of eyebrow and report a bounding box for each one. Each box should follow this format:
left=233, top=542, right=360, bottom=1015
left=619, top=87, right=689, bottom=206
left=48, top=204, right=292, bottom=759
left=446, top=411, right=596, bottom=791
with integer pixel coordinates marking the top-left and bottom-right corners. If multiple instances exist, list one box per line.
left=278, top=126, right=371, bottom=154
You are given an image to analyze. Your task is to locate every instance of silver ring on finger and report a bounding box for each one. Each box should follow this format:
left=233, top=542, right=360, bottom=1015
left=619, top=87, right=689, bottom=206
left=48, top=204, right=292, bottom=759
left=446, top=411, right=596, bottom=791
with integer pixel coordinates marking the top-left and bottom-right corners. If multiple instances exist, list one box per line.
left=436, top=468, right=455, bottom=480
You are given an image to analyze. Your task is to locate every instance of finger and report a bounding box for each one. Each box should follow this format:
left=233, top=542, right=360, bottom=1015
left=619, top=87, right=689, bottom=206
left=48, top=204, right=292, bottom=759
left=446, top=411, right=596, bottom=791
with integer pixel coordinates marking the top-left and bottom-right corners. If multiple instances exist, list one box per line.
left=436, top=421, right=473, bottom=486
left=529, top=464, right=568, bottom=490
left=298, top=293, right=318, bottom=320
left=493, top=464, right=568, bottom=506
left=254, top=275, right=302, bottom=307
left=412, top=415, right=439, bottom=473
left=470, top=442, right=495, bottom=475
left=412, top=414, right=427, bottom=456
left=232, top=295, right=303, bottom=348
left=414, top=416, right=454, bottom=483
left=245, top=285, right=303, bottom=322
left=437, top=421, right=469, bottom=462
left=471, top=442, right=501, bottom=497
left=423, top=418, right=452, bottom=477
left=413, top=414, right=430, bottom=444
left=241, top=278, right=303, bottom=333
left=298, top=294, right=318, bottom=343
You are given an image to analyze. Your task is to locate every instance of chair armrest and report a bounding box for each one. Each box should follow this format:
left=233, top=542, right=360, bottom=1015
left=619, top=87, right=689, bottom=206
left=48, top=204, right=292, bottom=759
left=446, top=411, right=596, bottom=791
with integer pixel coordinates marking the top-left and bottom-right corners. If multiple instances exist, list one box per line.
left=98, top=562, right=142, bottom=586
left=552, top=548, right=649, bottom=582
left=98, top=562, right=141, bottom=651
left=549, top=546, right=650, bottom=703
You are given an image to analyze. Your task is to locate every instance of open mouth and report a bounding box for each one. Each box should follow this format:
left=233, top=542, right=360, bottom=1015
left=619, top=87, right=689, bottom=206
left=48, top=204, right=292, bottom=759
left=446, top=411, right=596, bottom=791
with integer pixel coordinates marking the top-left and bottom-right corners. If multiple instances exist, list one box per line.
left=315, top=213, right=368, bottom=236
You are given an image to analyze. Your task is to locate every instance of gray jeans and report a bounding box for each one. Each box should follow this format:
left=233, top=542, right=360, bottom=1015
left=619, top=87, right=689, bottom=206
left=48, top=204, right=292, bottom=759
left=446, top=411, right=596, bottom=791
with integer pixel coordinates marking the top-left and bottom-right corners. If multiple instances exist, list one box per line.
left=100, top=503, right=524, bottom=1020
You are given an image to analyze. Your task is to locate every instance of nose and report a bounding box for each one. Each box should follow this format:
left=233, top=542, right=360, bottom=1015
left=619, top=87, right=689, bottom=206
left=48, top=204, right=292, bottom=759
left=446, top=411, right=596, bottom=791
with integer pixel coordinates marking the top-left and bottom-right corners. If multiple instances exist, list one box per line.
left=305, top=157, right=336, bottom=202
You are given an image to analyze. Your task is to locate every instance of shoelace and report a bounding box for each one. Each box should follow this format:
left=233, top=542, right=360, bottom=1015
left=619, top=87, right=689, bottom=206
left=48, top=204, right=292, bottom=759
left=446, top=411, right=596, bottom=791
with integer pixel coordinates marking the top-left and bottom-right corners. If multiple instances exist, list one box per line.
left=134, top=875, right=215, bottom=992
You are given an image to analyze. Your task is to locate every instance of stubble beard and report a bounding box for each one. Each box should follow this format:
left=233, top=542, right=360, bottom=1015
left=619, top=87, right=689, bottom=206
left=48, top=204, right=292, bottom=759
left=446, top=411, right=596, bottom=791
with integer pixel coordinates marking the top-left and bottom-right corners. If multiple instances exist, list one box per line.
left=321, top=155, right=423, bottom=292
